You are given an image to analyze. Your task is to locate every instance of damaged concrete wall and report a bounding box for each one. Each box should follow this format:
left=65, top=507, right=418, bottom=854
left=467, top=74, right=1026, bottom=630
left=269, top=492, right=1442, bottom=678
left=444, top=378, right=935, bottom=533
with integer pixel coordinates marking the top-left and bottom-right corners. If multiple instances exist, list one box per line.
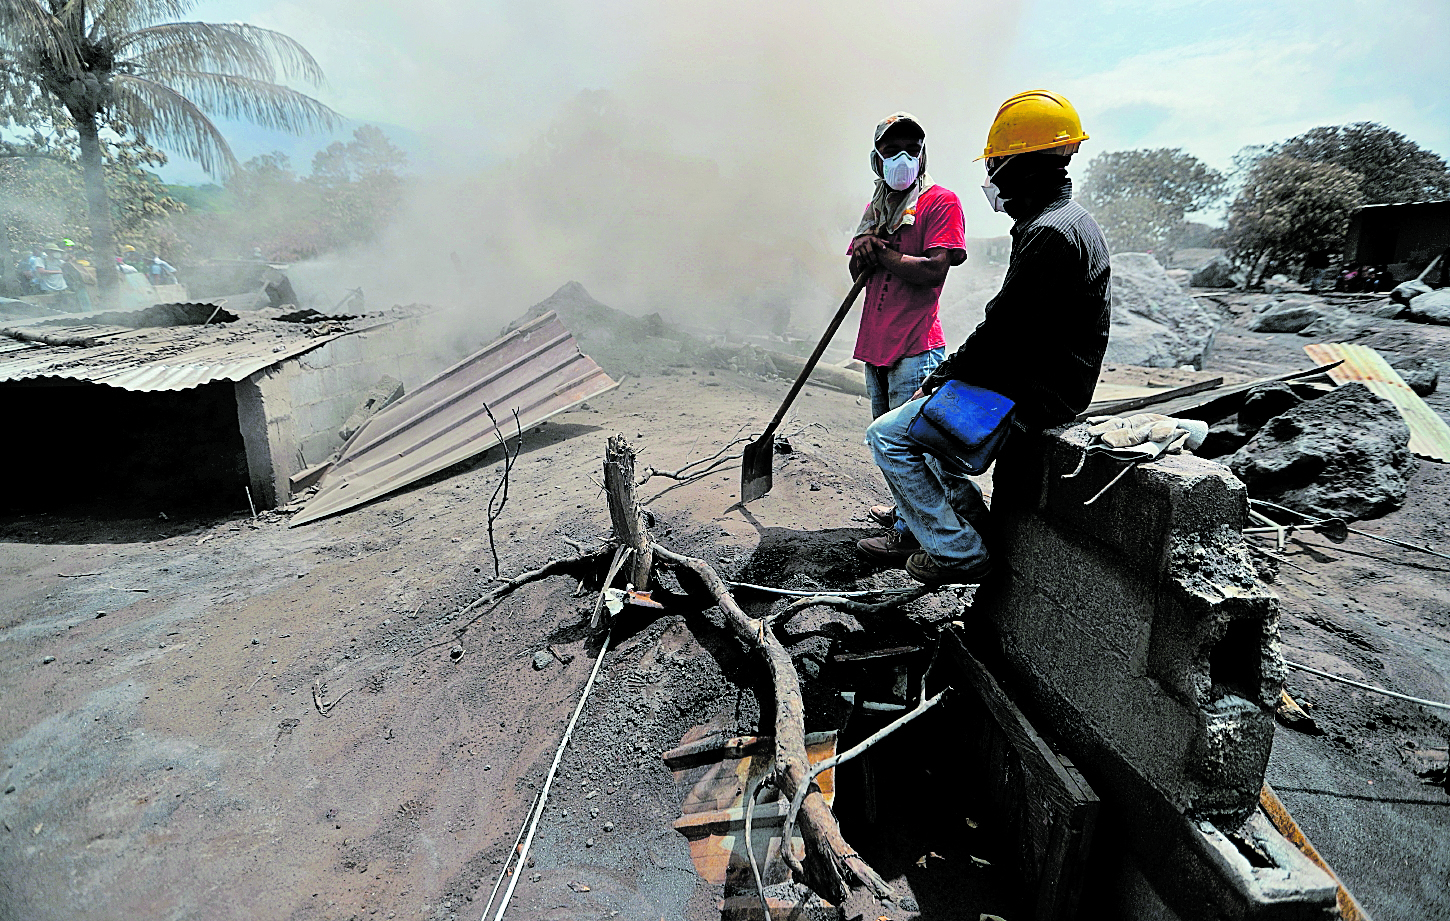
left=235, top=318, right=434, bottom=507
left=985, top=428, right=1282, bottom=824
left=976, top=429, right=1338, bottom=919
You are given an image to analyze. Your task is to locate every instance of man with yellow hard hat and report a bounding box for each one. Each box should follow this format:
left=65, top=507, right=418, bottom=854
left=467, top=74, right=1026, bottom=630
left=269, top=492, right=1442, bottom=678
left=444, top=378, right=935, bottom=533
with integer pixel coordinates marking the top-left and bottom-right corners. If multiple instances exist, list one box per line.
left=865, top=90, right=1112, bottom=585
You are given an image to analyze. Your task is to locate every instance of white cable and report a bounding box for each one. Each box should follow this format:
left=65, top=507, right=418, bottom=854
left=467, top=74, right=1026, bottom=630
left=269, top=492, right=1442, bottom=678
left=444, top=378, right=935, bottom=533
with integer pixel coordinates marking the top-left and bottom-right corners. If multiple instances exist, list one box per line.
left=478, top=786, right=543, bottom=919
left=724, top=581, right=915, bottom=598
left=1284, top=659, right=1450, bottom=711
left=489, top=626, right=613, bottom=921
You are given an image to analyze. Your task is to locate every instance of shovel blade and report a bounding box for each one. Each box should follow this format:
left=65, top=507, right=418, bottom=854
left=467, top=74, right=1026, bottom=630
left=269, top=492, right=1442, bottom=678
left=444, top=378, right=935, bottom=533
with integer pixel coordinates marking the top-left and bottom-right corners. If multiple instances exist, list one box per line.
left=740, top=435, right=774, bottom=503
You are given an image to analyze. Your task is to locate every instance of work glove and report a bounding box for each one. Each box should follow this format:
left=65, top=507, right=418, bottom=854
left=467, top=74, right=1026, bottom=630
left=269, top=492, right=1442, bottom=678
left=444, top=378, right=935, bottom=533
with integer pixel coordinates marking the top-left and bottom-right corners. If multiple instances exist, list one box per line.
left=1082, top=413, right=1209, bottom=461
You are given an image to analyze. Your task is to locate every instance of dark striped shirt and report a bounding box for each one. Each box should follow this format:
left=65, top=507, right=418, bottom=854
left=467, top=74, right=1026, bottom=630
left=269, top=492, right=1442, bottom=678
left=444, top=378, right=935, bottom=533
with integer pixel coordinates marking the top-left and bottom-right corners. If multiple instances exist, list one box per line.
left=924, top=178, right=1111, bottom=428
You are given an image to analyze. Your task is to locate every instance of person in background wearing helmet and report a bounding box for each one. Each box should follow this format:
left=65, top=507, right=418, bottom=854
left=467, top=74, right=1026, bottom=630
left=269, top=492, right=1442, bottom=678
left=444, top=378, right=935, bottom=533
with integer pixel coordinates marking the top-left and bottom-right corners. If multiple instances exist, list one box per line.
left=846, top=113, right=971, bottom=565
left=865, top=90, right=1111, bottom=586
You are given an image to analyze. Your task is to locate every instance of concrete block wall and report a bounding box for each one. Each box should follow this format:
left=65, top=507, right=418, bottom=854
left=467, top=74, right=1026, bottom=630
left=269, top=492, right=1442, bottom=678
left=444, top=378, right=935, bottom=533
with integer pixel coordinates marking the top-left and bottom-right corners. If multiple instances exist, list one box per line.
left=983, top=426, right=1283, bottom=824
left=234, top=316, right=456, bottom=507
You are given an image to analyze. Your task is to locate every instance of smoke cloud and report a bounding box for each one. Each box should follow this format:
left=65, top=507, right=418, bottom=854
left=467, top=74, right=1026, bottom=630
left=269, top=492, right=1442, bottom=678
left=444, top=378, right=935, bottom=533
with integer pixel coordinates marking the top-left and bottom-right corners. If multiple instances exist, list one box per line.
left=272, top=0, right=1026, bottom=335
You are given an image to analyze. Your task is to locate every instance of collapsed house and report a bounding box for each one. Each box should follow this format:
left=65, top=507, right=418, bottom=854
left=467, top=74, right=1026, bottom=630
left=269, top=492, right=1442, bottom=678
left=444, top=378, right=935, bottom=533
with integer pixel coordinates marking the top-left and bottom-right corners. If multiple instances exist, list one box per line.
left=0, top=309, right=448, bottom=511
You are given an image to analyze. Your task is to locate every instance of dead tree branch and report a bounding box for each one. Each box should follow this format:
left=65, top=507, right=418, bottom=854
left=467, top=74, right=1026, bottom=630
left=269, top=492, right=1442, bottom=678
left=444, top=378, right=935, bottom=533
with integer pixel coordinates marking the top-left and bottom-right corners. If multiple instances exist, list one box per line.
left=775, top=585, right=934, bottom=620
left=780, top=685, right=947, bottom=865
left=635, top=435, right=751, bottom=486
left=603, top=435, right=653, bottom=591
left=447, top=550, right=614, bottom=636
left=1, top=327, right=100, bottom=347
left=651, top=543, right=895, bottom=908
left=482, top=404, right=523, bottom=578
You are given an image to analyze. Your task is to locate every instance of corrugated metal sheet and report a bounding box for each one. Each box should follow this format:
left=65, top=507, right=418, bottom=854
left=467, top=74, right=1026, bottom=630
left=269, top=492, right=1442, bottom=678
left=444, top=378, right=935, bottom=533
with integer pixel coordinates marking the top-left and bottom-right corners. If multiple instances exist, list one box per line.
left=290, top=311, right=617, bottom=526
left=1304, top=342, right=1450, bottom=462
left=0, top=319, right=351, bottom=392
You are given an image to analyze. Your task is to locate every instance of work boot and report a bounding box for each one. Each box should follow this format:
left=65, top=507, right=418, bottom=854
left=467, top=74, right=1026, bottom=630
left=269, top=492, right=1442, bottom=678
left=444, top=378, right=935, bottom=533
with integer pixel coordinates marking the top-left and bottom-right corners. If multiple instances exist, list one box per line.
left=856, top=529, right=919, bottom=564
left=868, top=504, right=897, bottom=527
left=905, top=550, right=993, bottom=586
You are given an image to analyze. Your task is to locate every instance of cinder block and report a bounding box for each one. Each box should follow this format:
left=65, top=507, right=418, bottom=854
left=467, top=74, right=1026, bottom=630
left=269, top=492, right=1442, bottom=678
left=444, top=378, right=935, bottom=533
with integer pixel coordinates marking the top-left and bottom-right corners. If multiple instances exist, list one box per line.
left=330, top=333, right=363, bottom=364
left=1001, top=519, right=1156, bottom=667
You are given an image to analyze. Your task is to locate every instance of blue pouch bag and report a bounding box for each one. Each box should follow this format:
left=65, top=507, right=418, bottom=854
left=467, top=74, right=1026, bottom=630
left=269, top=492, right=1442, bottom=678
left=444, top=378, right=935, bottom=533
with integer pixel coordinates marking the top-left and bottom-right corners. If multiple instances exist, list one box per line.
left=905, top=381, right=1016, bottom=474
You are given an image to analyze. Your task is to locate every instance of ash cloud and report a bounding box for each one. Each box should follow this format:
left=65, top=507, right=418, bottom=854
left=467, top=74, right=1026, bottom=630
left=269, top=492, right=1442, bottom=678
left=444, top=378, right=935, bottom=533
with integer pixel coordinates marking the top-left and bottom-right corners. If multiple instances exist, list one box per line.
left=277, top=0, right=1025, bottom=336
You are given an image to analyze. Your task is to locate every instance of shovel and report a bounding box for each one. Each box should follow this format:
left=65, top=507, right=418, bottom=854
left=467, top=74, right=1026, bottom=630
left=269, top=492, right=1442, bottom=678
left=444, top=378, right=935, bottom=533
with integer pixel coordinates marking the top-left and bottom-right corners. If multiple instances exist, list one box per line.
left=741, top=273, right=870, bottom=503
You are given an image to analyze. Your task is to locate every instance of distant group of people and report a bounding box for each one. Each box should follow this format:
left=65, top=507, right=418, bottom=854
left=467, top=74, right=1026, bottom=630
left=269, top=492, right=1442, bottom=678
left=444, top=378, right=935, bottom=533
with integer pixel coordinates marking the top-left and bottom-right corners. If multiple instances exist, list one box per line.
left=1335, top=264, right=1392, bottom=293
left=10, top=242, right=179, bottom=310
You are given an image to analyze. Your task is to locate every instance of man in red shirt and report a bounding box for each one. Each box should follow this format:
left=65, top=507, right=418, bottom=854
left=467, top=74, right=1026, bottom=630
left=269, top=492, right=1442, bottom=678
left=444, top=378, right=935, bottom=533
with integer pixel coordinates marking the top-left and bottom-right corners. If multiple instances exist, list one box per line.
left=847, top=113, right=969, bottom=562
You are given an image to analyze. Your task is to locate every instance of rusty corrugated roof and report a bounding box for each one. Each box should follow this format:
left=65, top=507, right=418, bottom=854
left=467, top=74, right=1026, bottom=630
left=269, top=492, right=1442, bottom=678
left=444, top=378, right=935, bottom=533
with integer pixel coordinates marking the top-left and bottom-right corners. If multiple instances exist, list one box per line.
left=289, top=311, right=617, bottom=526
left=0, top=319, right=353, bottom=392
left=1303, top=342, right=1450, bottom=462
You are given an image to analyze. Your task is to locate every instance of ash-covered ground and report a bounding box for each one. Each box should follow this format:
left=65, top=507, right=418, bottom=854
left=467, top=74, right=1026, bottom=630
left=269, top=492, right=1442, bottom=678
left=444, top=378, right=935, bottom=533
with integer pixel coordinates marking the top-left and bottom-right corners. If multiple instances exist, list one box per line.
left=0, top=284, right=1447, bottom=921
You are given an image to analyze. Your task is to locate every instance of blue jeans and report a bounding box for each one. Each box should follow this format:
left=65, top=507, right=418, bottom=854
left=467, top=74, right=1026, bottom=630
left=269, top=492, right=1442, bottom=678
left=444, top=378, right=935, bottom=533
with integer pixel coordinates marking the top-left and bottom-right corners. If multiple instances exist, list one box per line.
left=864, top=348, right=945, bottom=420
left=864, top=348, right=977, bottom=538
left=866, top=396, right=991, bottom=568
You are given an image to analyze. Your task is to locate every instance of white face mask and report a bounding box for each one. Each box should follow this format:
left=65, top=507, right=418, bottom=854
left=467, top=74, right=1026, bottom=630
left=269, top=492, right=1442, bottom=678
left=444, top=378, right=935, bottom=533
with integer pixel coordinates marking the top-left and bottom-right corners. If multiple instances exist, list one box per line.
left=879, top=150, right=921, bottom=191
left=982, top=180, right=1007, bottom=213
left=982, top=158, right=1010, bottom=212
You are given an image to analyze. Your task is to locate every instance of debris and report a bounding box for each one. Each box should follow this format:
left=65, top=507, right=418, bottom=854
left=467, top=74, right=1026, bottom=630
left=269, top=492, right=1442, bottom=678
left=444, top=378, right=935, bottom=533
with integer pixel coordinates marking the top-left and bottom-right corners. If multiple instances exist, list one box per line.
left=971, top=855, right=992, bottom=867
left=1305, top=342, right=1450, bottom=462
left=1237, top=382, right=1302, bottom=435
left=1274, top=690, right=1322, bottom=734
left=41, top=655, right=55, bottom=665
left=1190, top=254, right=1239, bottom=288
left=290, top=311, right=617, bottom=527
left=311, top=680, right=353, bottom=717
left=531, top=651, right=554, bottom=671
left=567, top=881, right=590, bottom=892
left=1389, top=355, right=1439, bottom=397
left=338, top=376, right=404, bottom=442
left=1249, top=304, right=1323, bottom=333
left=1230, top=382, right=1415, bottom=521
left=547, top=645, right=573, bottom=665
left=1284, top=659, right=1450, bottom=711
left=1106, top=253, right=1223, bottom=369
left=449, top=645, right=464, bottom=662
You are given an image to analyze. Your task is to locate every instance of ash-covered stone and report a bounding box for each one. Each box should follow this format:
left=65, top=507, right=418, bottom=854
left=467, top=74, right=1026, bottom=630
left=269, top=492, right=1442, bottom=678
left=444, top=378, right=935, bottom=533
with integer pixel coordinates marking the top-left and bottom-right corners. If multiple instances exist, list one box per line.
left=1229, top=382, right=1415, bottom=521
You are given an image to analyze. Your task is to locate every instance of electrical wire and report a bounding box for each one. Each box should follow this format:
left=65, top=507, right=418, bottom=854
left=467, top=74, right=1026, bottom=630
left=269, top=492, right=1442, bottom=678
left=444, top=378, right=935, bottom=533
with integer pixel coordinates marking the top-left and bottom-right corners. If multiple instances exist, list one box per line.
left=487, top=626, right=613, bottom=921
left=1284, top=659, right=1450, bottom=711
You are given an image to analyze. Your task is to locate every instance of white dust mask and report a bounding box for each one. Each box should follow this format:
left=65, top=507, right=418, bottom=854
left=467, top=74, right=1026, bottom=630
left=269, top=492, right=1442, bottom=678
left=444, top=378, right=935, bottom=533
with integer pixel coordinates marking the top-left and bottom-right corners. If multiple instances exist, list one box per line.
left=880, top=151, right=921, bottom=191
left=982, top=180, right=1008, bottom=213
left=982, top=159, right=1011, bottom=213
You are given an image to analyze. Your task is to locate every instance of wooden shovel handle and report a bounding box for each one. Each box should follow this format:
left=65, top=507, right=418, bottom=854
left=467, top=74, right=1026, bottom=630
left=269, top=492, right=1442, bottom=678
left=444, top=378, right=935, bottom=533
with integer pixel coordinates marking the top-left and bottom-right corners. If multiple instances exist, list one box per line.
left=759, top=273, right=870, bottom=440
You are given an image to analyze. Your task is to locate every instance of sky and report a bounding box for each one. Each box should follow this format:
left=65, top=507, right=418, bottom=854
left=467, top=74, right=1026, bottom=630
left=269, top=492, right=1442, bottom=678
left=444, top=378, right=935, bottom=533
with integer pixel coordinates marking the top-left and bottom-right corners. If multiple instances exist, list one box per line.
left=175, top=0, right=1450, bottom=237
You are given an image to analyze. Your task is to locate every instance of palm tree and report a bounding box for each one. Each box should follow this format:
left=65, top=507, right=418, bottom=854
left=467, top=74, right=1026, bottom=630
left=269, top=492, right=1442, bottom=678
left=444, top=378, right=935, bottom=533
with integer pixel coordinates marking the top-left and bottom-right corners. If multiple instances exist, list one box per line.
left=0, top=0, right=339, bottom=299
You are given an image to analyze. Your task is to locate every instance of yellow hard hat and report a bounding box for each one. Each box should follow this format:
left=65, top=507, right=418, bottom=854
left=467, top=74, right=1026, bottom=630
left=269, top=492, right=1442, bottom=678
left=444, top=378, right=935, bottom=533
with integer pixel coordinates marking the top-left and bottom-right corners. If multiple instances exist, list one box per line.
left=979, top=90, right=1088, bottom=161
left=121, top=244, right=136, bottom=252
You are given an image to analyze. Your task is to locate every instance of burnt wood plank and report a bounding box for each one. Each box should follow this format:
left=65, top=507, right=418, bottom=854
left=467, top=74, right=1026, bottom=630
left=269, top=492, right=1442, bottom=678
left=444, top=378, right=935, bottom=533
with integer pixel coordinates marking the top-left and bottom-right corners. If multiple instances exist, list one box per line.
left=940, top=627, right=1100, bottom=921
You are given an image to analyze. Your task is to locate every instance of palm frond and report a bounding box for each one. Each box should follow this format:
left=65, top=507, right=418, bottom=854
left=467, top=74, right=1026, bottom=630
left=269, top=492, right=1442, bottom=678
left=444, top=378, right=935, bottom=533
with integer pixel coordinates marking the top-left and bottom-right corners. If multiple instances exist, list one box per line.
left=0, top=0, right=79, bottom=72
left=109, top=72, right=236, bottom=175
left=143, top=70, right=337, bottom=133
left=118, top=21, right=326, bottom=86
left=80, top=0, right=193, bottom=37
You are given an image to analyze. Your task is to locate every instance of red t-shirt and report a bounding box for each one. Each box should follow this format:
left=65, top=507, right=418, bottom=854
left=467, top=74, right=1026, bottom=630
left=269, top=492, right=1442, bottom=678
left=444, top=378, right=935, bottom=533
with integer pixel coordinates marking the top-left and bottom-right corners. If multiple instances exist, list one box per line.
left=847, top=184, right=966, bottom=367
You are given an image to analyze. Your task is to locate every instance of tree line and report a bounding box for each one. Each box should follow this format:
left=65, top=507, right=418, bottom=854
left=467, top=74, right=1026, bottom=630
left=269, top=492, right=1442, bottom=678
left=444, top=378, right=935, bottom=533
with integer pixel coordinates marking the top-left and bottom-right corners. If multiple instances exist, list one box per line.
left=1077, top=122, right=1450, bottom=274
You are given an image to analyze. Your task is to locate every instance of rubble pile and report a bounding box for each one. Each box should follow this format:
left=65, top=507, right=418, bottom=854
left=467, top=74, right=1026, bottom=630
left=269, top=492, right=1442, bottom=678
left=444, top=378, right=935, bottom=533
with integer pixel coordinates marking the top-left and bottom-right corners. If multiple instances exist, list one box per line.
left=1106, top=253, right=1224, bottom=369
left=1229, top=382, right=1416, bottom=521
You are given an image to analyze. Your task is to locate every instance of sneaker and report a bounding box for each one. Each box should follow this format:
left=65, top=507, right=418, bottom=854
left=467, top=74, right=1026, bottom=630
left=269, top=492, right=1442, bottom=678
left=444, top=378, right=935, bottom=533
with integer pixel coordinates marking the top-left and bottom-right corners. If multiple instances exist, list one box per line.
left=856, top=529, right=919, bottom=564
left=905, top=550, right=993, bottom=586
left=868, top=504, right=897, bottom=527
